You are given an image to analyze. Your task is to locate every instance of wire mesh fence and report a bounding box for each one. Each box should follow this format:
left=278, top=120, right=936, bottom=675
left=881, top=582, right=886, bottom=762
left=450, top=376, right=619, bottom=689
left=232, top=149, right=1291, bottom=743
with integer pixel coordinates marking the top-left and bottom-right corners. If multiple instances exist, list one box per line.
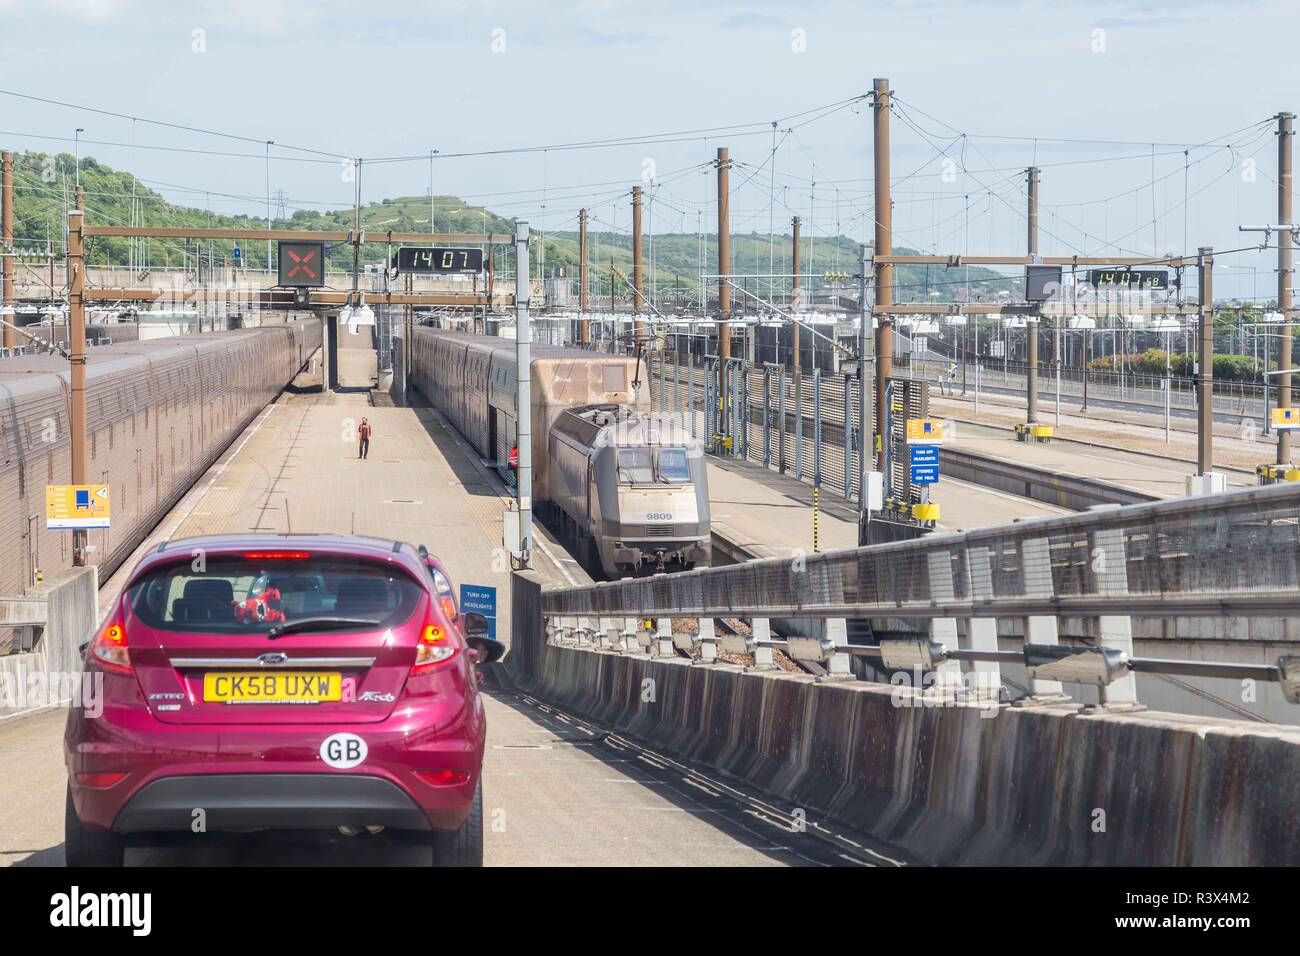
left=648, top=350, right=925, bottom=506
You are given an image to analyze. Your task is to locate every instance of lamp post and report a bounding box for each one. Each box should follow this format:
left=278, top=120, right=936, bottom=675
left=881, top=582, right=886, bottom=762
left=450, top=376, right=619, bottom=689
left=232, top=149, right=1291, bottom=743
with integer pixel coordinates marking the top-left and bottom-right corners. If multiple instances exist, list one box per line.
left=429, top=149, right=439, bottom=233
left=265, top=141, right=274, bottom=277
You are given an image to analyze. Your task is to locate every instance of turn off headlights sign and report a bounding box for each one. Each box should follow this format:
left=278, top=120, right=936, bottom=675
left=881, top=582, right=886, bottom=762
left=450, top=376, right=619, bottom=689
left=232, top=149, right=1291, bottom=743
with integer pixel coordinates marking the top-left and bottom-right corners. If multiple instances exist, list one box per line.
left=47, top=484, right=111, bottom=529
left=460, top=585, right=498, bottom=639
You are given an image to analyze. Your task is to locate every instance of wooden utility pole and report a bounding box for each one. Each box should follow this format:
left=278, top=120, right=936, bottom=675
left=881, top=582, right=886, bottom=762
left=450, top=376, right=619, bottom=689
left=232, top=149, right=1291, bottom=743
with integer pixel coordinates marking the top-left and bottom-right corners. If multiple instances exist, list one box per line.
left=781, top=216, right=801, bottom=475
left=350, top=160, right=362, bottom=314
left=1278, top=112, right=1293, bottom=464
left=1198, top=247, right=1215, bottom=475
left=68, top=209, right=88, bottom=565
left=871, top=80, right=892, bottom=470
left=717, top=147, right=731, bottom=356
left=578, top=207, right=590, bottom=344
left=404, top=271, right=413, bottom=384
left=790, top=215, right=801, bottom=371
left=717, top=148, right=732, bottom=442
left=1026, top=166, right=1040, bottom=425
left=2, top=151, right=14, bottom=349
left=632, top=187, right=645, bottom=350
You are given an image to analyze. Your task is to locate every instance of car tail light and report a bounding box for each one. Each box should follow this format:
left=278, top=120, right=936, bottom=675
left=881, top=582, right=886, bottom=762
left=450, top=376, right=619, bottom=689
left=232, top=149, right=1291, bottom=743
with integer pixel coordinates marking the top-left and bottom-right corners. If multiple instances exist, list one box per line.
left=415, top=769, right=471, bottom=787
left=242, top=551, right=311, bottom=560
left=76, top=772, right=127, bottom=788
left=89, top=617, right=132, bottom=676
left=412, top=622, right=459, bottom=674
left=429, top=567, right=458, bottom=622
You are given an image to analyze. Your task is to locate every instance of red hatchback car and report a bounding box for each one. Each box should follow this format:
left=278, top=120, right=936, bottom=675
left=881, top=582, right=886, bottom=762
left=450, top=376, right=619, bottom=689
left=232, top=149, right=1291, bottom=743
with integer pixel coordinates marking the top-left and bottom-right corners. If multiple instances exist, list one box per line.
left=63, top=534, right=503, bottom=867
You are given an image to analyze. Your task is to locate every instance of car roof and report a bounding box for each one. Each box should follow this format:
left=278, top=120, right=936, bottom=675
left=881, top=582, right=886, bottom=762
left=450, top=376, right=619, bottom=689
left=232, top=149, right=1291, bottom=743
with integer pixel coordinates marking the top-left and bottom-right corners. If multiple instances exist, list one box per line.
left=135, top=533, right=430, bottom=582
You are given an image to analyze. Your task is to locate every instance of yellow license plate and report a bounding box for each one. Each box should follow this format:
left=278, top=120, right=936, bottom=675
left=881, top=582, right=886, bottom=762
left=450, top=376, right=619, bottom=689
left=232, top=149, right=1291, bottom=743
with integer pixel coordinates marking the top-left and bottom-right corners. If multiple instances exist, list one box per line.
left=202, top=672, right=342, bottom=704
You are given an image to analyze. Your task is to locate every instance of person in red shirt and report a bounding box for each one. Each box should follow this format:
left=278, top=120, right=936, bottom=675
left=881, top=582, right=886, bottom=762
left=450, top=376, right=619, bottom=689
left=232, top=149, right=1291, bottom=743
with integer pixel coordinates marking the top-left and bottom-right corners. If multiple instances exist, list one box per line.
left=358, top=418, right=372, bottom=460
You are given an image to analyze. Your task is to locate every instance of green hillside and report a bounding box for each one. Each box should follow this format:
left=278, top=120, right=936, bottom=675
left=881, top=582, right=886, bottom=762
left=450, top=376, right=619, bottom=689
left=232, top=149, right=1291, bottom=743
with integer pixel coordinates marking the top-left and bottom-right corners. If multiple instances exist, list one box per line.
left=5, top=150, right=1018, bottom=299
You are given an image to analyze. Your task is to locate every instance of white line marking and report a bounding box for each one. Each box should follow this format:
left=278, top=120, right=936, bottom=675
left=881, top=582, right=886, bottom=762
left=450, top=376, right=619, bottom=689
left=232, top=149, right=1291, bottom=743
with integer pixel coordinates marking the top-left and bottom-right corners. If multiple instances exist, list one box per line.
left=426, top=406, right=580, bottom=587
left=159, top=404, right=278, bottom=541
left=942, top=477, right=1066, bottom=511
left=96, top=403, right=284, bottom=616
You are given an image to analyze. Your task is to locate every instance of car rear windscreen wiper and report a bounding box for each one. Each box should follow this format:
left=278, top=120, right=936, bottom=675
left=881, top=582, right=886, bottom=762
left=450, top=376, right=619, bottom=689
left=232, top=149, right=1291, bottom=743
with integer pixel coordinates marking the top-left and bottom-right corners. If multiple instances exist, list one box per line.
left=266, top=617, right=382, bottom=640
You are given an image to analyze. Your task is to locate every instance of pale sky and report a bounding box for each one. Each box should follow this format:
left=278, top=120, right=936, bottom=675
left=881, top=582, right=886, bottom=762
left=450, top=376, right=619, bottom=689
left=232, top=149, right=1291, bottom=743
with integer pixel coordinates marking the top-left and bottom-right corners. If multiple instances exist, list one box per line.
left=1, top=0, right=1297, bottom=297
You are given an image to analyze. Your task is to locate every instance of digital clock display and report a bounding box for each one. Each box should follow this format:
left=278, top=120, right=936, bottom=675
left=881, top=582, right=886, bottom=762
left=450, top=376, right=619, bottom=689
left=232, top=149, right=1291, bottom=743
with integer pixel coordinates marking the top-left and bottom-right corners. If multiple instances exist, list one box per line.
left=394, top=247, right=484, bottom=274
left=1088, top=268, right=1169, bottom=290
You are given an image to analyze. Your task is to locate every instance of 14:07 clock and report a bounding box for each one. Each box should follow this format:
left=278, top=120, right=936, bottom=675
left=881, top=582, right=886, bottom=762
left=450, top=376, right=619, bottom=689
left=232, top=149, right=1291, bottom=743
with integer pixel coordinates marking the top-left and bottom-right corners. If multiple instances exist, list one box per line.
left=394, top=247, right=484, bottom=274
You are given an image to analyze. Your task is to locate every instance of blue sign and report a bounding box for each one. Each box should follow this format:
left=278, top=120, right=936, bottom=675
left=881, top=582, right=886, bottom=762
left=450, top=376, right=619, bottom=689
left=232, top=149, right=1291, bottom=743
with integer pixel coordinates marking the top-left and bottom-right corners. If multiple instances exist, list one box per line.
left=909, top=445, right=938, bottom=466
left=460, top=584, right=497, bottom=639
left=232, top=246, right=242, bottom=261
left=910, top=465, right=939, bottom=485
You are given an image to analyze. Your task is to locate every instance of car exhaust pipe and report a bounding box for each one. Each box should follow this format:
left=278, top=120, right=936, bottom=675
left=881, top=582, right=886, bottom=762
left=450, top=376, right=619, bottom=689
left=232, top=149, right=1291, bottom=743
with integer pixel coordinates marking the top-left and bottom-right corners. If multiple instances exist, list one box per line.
left=337, top=825, right=387, bottom=837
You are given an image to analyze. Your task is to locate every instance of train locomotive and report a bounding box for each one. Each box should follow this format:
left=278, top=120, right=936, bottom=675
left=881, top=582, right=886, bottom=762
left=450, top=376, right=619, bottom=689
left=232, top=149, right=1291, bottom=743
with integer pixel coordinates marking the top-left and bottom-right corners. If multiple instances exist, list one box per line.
left=549, top=404, right=709, bottom=576
left=408, top=328, right=710, bottom=577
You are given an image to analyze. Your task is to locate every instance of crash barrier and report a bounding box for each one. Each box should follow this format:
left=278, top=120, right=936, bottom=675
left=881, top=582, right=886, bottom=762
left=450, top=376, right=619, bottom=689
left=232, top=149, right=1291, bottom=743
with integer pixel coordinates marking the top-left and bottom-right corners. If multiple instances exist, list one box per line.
left=507, top=483, right=1300, bottom=864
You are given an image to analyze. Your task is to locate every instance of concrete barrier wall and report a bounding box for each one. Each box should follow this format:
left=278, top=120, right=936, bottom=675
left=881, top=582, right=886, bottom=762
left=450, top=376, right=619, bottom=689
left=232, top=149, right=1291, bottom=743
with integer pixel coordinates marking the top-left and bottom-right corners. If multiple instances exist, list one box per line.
left=0, top=567, right=98, bottom=721
left=506, top=572, right=1300, bottom=866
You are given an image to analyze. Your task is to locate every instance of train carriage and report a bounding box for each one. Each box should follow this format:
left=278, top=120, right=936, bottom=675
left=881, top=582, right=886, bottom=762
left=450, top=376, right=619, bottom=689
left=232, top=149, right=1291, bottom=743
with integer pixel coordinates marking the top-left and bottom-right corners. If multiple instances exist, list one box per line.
left=0, top=321, right=320, bottom=602
left=408, top=327, right=709, bottom=576
left=410, top=328, right=645, bottom=499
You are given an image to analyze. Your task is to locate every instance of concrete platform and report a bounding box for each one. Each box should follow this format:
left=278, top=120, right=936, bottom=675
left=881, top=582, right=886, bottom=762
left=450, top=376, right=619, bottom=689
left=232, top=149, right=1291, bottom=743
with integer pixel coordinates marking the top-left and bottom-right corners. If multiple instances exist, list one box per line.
left=2, top=685, right=867, bottom=866
left=933, top=389, right=1270, bottom=478
left=945, top=420, right=1254, bottom=500
left=706, top=452, right=1067, bottom=562
left=1, top=349, right=882, bottom=866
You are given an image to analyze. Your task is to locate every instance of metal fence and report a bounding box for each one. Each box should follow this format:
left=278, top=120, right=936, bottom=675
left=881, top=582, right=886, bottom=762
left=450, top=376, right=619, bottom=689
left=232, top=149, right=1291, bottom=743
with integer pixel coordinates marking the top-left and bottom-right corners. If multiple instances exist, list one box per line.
left=649, top=350, right=932, bottom=508
left=649, top=351, right=871, bottom=503
left=541, top=481, right=1300, bottom=707
left=545, top=481, right=1300, bottom=617
left=907, top=355, right=1270, bottom=420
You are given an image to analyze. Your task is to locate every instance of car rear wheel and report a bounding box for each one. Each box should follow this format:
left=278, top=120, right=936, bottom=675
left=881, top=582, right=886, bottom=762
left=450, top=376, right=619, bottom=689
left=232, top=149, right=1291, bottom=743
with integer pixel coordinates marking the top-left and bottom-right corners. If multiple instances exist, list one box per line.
left=430, top=778, right=483, bottom=867
left=64, top=785, right=125, bottom=867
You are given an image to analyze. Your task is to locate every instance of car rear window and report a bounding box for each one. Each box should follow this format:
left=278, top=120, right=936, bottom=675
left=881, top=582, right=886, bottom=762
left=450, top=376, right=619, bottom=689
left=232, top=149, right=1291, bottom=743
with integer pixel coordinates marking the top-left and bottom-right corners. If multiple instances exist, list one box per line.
left=127, top=555, right=424, bottom=634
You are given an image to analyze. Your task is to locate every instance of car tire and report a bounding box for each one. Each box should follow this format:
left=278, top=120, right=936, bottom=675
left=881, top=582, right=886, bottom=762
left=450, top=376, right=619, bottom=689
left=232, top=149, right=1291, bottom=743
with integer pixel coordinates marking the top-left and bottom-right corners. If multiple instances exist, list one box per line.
left=430, top=779, right=483, bottom=867
left=64, top=785, right=125, bottom=867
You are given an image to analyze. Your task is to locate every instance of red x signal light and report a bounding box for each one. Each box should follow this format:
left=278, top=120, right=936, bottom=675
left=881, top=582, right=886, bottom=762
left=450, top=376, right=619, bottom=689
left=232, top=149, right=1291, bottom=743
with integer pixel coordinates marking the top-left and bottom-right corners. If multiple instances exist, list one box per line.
left=277, top=241, right=326, bottom=288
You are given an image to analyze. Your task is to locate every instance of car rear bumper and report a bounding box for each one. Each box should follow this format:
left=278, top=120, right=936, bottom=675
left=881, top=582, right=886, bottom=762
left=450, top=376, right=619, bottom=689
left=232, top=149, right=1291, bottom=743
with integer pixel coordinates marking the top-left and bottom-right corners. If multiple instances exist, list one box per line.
left=113, top=773, right=432, bottom=834
left=65, top=686, right=485, bottom=836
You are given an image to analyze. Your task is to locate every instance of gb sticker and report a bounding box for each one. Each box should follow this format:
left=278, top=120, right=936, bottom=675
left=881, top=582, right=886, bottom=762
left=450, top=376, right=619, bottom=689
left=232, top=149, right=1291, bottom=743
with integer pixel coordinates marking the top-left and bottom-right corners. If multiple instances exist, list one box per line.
left=320, top=732, right=368, bottom=769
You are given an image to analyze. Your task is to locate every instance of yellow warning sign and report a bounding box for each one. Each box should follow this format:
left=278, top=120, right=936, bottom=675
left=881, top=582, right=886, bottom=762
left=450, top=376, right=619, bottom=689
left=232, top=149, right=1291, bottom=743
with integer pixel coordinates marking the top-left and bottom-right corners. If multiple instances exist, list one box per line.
left=906, top=419, right=945, bottom=445
left=46, top=484, right=111, bottom=530
left=1272, top=407, right=1300, bottom=431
